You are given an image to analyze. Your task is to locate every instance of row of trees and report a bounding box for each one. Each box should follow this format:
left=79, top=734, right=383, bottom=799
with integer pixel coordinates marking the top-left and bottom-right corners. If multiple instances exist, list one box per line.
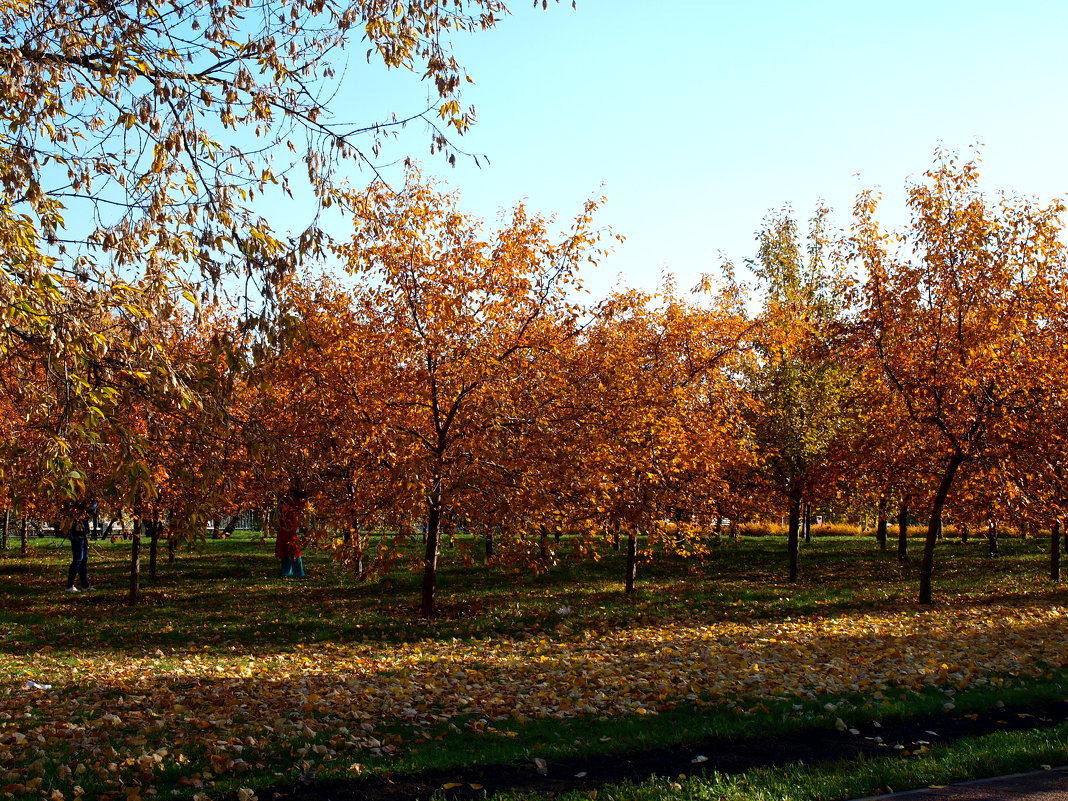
left=5, top=0, right=1063, bottom=614
left=4, top=153, right=1068, bottom=615
left=0, top=0, right=550, bottom=605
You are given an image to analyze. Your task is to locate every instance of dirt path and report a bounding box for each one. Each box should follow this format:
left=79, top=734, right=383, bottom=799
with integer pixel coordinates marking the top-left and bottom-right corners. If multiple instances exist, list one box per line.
left=255, top=699, right=1068, bottom=801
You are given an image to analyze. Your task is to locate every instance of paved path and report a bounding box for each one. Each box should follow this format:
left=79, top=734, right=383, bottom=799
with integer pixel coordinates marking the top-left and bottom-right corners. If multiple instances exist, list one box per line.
left=854, top=768, right=1068, bottom=801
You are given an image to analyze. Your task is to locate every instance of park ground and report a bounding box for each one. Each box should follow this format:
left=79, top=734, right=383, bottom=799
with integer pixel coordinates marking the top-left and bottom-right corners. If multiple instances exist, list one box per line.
left=1, top=531, right=1067, bottom=801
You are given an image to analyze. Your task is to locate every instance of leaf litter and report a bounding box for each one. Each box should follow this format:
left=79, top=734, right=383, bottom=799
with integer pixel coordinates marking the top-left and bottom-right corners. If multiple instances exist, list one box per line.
left=1, top=604, right=1065, bottom=798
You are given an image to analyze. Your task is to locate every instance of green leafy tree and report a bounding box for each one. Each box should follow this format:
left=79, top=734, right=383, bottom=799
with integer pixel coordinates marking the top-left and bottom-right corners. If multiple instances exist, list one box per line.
left=745, top=208, right=854, bottom=581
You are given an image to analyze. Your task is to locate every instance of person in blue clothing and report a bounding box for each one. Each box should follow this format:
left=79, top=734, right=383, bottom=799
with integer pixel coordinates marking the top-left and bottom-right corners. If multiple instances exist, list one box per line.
left=65, top=500, right=96, bottom=592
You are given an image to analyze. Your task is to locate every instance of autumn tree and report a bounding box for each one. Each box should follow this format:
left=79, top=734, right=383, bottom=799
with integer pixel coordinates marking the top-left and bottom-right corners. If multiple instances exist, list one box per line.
left=326, top=170, right=608, bottom=616
left=104, top=307, right=249, bottom=601
left=237, top=276, right=411, bottom=580
left=842, top=359, right=935, bottom=560
left=850, top=151, right=1068, bottom=604
left=544, top=284, right=749, bottom=591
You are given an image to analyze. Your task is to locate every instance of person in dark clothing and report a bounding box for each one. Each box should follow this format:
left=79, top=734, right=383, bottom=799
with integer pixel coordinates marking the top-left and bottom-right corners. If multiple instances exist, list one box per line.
left=65, top=501, right=96, bottom=592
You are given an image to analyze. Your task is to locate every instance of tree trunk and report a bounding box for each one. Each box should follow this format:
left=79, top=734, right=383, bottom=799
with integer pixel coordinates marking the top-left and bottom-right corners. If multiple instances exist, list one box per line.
left=714, top=513, right=723, bottom=546
left=167, top=534, right=177, bottom=562
left=897, top=502, right=909, bottom=562
left=612, top=524, right=620, bottom=552
left=1, top=510, right=8, bottom=550
left=625, top=528, right=638, bottom=593
left=129, top=519, right=142, bottom=605
left=420, top=485, right=442, bottom=618
left=802, top=503, right=812, bottom=545
left=211, top=515, right=222, bottom=539
left=1051, top=520, right=1061, bottom=583
left=20, top=518, right=27, bottom=555
left=787, top=496, right=801, bottom=582
left=484, top=528, right=494, bottom=559
left=539, top=528, right=551, bottom=564
left=987, top=519, right=999, bottom=558
left=673, top=508, right=686, bottom=553
left=224, top=515, right=239, bottom=537
left=353, top=525, right=365, bottom=579
left=148, top=521, right=160, bottom=581
left=961, top=522, right=969, bottom=544
left=919, top=455, right=963, bottom=605
left=876, top=512, right=888, bottom=550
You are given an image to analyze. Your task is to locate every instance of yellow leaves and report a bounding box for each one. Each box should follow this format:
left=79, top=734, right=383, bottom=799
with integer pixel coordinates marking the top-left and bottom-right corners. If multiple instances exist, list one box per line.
left=0, top=599, right=1063, bottom=801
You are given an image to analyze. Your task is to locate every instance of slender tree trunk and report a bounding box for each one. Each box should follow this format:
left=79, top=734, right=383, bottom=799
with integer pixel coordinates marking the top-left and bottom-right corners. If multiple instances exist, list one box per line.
left=420, top=484, right=442, bottom=618
left=612, top=524, right=621, bottom=552
left=714, top=513, right=723, bottom=546
left=788, top=496, right=801, bottom=582
left=353, top=525, right=365, bottom=579
left=129, top=519, right=142, bottom=605
left=802, top=503, right=812, bottom=545
left=168, top=534, right=176, bottom=563
left=20, top=518, right=27, bottom=555
left=484, top=528, right=494, bottom=559
left=625, top=528, right=638, bottom=593
left=961, top=522, right=970, bottom=544
left=897, top=502, right=909, bottom=562
left=148, top=521, right=160, bottom=580
left=1, top=510, right=8, bottom=550
left=211, top=515, right=222, bottom=539
left=673, top=508, right=686, bottom=553
left=539, top=528, right=551, bottom=564
left=876, top=512, right=888, bottom=550
left=1051, top=520, right=1061, bottom=583
left=987, top=519, right=999, bottom=558
left=919, top=455, right=963, bottom=605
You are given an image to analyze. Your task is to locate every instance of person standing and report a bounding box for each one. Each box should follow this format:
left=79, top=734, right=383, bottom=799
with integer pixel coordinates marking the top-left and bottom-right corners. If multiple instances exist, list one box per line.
left=65, top=501, right=95, bottom=592
left=275, top=489, right=307, bottom=579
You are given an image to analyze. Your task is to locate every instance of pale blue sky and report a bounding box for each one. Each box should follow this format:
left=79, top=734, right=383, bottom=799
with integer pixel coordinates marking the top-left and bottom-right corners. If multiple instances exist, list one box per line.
left=319, top=0, right=1068, bottom=298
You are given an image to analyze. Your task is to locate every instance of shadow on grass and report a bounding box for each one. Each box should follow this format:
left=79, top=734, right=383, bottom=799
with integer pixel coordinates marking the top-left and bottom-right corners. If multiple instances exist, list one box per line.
left=0, top=535, right=1064, bottom=658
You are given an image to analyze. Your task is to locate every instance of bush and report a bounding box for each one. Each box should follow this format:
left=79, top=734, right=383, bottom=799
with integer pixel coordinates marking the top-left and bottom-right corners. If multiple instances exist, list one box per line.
left=734, top=521, right=868, bottom=537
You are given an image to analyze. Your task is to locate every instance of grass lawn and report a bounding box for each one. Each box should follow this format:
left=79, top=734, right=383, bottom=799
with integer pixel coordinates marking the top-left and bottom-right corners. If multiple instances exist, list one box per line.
left=0, top=530, right=1066, bottom=800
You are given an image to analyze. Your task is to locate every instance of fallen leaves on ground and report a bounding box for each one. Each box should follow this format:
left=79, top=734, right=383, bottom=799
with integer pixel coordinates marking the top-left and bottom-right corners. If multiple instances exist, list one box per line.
left=1, top=605, right=1065, bottom=797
